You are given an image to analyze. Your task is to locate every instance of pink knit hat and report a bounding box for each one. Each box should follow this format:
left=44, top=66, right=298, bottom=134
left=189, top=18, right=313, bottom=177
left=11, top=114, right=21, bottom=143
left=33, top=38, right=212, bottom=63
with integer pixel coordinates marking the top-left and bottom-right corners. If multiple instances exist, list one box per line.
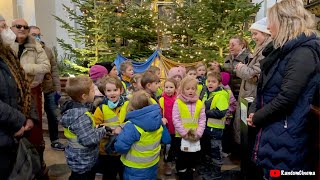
left=221, top=72, right=230, bottom=86
left=168, top=67, right=185, bottom=79
left=89, top=65, right=108, bottom=81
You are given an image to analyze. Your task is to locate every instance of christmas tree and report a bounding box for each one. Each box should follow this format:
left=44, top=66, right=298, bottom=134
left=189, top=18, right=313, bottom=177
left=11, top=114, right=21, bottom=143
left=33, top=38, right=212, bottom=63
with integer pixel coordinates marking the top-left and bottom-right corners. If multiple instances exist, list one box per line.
left=161, top=0, right=260, bottom=63
left=55, top=0, right=158, bottom=74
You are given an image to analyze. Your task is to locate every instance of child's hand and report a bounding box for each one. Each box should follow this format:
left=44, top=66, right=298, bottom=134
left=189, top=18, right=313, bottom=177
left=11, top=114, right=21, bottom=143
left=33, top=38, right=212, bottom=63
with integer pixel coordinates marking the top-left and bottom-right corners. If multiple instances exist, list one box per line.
left=162, top=118, right=168, bottom=125
left=247, top=113, right=255, bottom=127
left=113, top=126, right=122, bottom=135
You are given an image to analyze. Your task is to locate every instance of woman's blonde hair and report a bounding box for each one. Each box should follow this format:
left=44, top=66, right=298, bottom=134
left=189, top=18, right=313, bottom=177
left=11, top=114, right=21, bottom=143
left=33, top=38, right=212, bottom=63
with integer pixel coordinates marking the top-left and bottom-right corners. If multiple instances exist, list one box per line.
left=267, top=0, right=318, bottom=48
left=127, top=90, right=152, bottom=112
left=179, top=77, right=198, bottom=95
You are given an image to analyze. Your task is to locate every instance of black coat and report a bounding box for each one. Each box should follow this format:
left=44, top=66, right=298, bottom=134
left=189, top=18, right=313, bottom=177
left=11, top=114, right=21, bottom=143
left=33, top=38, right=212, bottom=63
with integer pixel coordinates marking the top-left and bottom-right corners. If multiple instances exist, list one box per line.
left=0, top=56, right=37, bottom=149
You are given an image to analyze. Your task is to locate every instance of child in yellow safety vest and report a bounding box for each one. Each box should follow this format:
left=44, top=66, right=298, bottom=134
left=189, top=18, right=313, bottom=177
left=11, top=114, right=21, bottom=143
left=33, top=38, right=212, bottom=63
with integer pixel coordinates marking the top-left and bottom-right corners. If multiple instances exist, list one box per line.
left=120, top=61, right=134, bottom=95
left=93, top=76, right=129, bottom=180
left=141, top=72, right=160, bottom=104
left=147, top=66, right=163, bottom=99
left=114, top=90, right=171, bottom=180
left=60, top=76, right=107, bottom=180
left=172, top=77, right=206, bottom=179
left=199, top=72, right=230, bottom=180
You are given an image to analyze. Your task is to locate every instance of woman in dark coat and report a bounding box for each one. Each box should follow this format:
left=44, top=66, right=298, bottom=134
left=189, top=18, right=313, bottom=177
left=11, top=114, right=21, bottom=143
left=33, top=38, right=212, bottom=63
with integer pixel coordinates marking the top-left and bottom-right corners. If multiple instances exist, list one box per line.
left=247, top=0, right=320, bottom=179
left=0, top=16, right=37, bottom=179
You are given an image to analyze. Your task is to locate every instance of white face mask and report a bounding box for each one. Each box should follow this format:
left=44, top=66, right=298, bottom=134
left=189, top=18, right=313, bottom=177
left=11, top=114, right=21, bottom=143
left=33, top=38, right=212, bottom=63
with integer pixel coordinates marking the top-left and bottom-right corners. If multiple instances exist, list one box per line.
left=1, top=28, right=16, bottom=45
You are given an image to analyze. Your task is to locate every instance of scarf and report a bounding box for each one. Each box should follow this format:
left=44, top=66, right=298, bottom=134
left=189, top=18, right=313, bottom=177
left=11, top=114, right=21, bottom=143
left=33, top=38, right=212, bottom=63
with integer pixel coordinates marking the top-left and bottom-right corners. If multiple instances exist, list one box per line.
left=104, top=95, right=127, bottom=110
left=122, top=75, right=131, bottom=83
left=177, top=93, right=199, bottom=103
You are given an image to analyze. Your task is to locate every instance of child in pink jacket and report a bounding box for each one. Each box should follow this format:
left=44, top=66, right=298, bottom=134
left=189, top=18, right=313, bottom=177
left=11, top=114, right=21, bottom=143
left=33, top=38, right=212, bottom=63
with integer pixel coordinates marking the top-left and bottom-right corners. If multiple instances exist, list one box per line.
left=172, top=77, right=206, bottom=179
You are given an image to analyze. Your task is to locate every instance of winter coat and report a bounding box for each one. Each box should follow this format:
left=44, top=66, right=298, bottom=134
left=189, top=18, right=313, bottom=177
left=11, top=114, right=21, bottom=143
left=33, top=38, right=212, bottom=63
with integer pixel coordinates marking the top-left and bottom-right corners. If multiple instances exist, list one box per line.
left=0, top=56, right=38, bottom=149
left=224, top=49, right=252, bottom=100
left=159, top=92, right=177, bottom=134
left=60, top=100, right=106, bottom=173
left=41, top=44, right=61, bottom=93
left=252, top=33, right=320, bottom=173
left=172, top=98, right=206, bottom=138
left=114, top=104, right=171, bottom=179
left=236, top=37, right=272, bottom=98
left=10, top=36, right=50, bottom=88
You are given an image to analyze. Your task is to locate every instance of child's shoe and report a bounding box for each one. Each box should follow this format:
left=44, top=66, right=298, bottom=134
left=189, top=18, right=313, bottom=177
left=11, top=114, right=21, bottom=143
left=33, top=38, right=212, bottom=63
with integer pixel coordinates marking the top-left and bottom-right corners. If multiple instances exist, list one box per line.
left=164, top=162, right=172, bottom=176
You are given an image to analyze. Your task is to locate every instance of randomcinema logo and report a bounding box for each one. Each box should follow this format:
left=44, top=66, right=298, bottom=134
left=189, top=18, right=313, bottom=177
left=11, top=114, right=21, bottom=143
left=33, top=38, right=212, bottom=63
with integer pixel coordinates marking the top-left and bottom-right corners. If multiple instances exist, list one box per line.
left=270, top=169, right=316, bottom=177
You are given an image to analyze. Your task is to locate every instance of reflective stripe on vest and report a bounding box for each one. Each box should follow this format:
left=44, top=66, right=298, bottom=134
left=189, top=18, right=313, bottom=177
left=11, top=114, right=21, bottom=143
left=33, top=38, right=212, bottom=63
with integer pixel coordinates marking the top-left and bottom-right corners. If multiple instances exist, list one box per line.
left=159, top=97, right=164, bottom=114
left=64, top=112, right=95, bottom=149
left=206, top=90, right=229, bottom=129
left=121, top=123, right=163, bottom=168
left=175, top=99, right=203, bottom=137
left=101, top=102, right=128, bottom=129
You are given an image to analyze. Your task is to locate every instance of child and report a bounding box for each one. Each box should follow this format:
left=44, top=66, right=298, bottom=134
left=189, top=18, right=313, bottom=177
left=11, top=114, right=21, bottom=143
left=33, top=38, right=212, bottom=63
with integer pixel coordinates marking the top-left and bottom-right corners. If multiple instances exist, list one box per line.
left=200, top=72, right=229, bottom=179
left=172, top=77, right=206, bottom=179
left=167, top=67, right=185, bottom=87
left=147, top=66, right=163, bottom=99
left=114, top=90, right=171, bottom=180
left=120, top=61, right=134, bottom=94
left=93, top=76, right=129, bottom=180
left=89, top=65, right=108, bottom=98
left=127, top=73, right=143, bottom=98
left=159, top=78, right=178, bottom=176
left=186, top=66, right=197, bottom=79
left=141, top=72, right=160, bottom=104
left=195, top=62, right=207, bottom=97
left=60, top=76, right=107, bottom=180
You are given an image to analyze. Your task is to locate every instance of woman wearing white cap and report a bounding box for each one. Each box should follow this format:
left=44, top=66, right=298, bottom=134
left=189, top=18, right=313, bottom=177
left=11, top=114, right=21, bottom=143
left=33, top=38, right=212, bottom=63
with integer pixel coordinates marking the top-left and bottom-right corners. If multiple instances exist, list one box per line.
left=232, top=18, right=272, bottom=147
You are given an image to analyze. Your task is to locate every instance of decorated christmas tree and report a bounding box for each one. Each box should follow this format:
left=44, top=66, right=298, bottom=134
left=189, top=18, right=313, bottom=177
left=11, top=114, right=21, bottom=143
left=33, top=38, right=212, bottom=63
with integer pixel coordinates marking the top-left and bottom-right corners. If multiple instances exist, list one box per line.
left=161, top=0, right=260, bottom=63
left=55, top=0, right=157, bottom=74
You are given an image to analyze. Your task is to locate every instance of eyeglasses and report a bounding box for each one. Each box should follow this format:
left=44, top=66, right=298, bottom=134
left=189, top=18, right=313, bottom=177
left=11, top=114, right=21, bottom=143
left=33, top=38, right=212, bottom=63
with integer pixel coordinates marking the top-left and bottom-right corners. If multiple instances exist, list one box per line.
left=12, top=24, right=29, bottom=30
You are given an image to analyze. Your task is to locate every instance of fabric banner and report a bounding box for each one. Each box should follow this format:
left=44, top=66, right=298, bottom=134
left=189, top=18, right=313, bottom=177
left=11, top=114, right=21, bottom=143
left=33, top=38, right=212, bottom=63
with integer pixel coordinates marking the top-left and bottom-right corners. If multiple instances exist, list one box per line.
left=113, top=49, right=203, bottom=79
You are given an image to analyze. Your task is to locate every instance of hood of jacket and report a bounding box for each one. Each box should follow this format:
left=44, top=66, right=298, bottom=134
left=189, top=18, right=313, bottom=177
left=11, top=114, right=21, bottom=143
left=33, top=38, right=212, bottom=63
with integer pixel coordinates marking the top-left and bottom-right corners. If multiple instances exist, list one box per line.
left=126, top=104, right=162, bottom=132
left=282, top=33, right=320, bottom=57
left=60, top=100, right=90, bottom=128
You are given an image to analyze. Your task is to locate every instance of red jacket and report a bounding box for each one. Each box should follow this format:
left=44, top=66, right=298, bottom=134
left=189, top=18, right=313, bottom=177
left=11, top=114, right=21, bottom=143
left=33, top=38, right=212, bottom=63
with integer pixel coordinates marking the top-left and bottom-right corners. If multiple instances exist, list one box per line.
left=159, top=92, right=176, bottom=134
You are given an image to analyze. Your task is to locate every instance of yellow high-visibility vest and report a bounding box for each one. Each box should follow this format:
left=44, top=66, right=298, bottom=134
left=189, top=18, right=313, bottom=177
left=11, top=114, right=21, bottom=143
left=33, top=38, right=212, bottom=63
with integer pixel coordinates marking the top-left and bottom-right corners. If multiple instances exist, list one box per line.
left=175, top=99, right=203, bottom=137
left=159, top=97, right=164, bottom=114
left=120, top=123, right=163, bottom=168
left=100, top=101, right=128, bottom=129
left=206, top=89, right=229, bottom=129
left=64, top=112, right=95, bottom=149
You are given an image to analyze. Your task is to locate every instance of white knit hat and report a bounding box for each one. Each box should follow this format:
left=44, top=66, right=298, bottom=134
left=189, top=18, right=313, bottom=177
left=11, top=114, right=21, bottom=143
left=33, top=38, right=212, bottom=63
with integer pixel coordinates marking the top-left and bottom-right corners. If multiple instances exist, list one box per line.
left=249, top=17, right=271, bottom=35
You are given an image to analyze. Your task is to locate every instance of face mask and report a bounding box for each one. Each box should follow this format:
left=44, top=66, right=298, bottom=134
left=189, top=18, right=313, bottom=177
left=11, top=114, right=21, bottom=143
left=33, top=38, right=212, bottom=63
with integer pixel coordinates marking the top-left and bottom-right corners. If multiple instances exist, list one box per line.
left=1, top=28, right=16, bottom=45
left=35, top=35, right=41, bottom=42
left=108, top=100, right=119, bottom=109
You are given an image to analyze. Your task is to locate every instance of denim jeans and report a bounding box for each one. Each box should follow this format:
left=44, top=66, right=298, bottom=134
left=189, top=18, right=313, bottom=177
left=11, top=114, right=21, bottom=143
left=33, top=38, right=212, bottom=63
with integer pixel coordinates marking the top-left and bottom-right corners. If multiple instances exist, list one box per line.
left=44, top=92, right=59, bottom=142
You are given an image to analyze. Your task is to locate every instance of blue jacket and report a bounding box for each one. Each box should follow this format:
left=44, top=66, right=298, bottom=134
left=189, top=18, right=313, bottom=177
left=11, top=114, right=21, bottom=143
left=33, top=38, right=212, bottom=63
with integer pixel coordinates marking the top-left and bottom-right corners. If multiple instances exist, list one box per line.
left=252, top=33, right=320, bottom=172
left=60, top=100, right=106, bottom=173
left=115, top=104, right=171, bottom=180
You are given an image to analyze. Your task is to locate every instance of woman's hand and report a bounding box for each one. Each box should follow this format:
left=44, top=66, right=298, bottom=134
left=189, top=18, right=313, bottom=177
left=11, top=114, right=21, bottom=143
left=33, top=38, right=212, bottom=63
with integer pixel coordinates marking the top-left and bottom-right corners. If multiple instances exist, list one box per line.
left=14, top=126, right=25, bottom=137
left=24, top=119, right=34, bottom=131
left=235, top=62, right=244, bottom=69
left=247, top=113, right=256, bottom=127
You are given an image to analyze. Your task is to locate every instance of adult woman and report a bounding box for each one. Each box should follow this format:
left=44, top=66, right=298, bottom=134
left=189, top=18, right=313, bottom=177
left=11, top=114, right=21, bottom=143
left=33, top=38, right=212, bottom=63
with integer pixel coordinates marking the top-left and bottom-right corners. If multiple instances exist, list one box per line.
left=233, top=18, right=272, bottom=145
left=0, top=15, right=37, bottom=179
left=224, top=36, right=252, bottom=100
left=247, top=0, right=319, bottom=179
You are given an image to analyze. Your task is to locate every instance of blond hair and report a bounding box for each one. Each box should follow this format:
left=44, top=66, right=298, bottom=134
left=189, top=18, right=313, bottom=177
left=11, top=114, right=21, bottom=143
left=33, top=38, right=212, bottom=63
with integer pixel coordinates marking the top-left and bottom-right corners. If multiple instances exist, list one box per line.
left=164, top=78, right=178, bottom=89
left=127, top=90, right=152, bottom=112
left=120, top=61, right=133, bottom=74
left=66, top=75, right=93, bottom=102
left=179, top=77, right=198, bottom=95
left=195, top=61, right=206, bottom=70
left=147, top=66, right=160, bottom=74
left=267, top=0, right=318, bottom=49
left=97, top=75, right=123, bottom=96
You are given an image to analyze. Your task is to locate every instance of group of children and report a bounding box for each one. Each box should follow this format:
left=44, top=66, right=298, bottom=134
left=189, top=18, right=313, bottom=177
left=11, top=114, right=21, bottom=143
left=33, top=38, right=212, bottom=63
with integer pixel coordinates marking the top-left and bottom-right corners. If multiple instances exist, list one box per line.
left=60, top=60, right=236, bottom=180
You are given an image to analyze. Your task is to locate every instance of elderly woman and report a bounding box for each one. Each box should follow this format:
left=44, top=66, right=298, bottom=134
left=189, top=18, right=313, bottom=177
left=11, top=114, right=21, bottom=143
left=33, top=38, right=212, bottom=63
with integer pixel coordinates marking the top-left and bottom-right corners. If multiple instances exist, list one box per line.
left=247, top=0, right=319, bottom=179
left=224, top=36, right=252, bottom=100
left=0, top=15, right=37, bottom=179
left=233, top=18, right=272, bottom=145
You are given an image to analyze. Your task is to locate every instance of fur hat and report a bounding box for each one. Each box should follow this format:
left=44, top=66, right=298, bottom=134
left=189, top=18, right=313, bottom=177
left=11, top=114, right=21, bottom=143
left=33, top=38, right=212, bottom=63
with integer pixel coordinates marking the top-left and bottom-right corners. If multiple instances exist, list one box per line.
left=249, top=17, right=271, bottom=35
left=89, top=65, right=108, bottom=81
left=168, top=67, right=185, bottom=79
left=0, top=14, right=5, bottom=21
